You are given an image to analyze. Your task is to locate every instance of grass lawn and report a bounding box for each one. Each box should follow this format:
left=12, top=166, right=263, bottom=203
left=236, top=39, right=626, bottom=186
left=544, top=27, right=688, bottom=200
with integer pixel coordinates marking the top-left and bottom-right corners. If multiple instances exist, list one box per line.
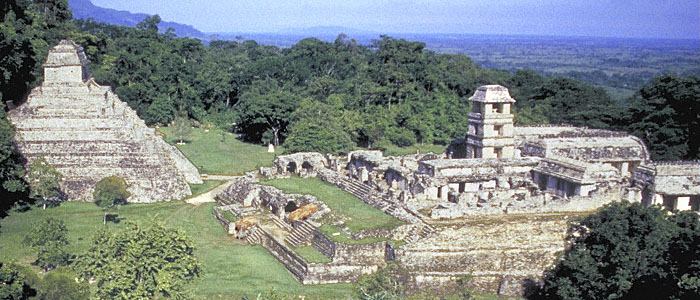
left=318, top=224, right=389, bottom=245
left=220, top=209, right=238, bottom=223
left=0, top=202, right=353, bottom=299
left=294, top=246, right=332, bottom=263
left=260, top=177, right=403, bottom=232
left=158, top=126, right=281, bottom=175
left=188, top=180, right=224, bottom=198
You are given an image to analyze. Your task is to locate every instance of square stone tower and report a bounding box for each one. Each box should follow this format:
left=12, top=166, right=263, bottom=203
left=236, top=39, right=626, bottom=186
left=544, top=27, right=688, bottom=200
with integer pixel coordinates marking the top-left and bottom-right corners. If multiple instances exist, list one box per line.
left=466, top=85, right=516, bottom=158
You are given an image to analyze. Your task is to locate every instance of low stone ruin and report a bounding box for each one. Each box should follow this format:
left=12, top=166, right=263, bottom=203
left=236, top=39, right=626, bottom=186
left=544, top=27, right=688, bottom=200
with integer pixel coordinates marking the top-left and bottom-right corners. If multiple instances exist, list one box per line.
left=9, top=40, right=202, bottom=202
left=213, top=175, right=389, bottom=284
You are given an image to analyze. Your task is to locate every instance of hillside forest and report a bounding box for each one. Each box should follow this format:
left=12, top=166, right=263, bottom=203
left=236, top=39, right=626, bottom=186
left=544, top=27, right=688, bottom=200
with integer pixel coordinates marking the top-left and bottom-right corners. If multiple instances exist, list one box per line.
left=2, top=1, right=700, bottom=199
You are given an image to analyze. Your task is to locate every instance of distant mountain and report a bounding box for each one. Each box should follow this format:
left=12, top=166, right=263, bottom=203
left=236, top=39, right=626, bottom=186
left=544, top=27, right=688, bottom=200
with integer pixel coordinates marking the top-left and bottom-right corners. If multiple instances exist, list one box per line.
left=68, top=0, right=207, bottom=39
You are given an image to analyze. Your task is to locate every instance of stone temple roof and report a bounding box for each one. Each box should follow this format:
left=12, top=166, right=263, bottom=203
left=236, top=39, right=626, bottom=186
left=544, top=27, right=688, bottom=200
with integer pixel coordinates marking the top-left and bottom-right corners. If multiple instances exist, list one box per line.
left=43, top=40, right=88, bottom=67
left=533, top=155, right=620, bottom=184
left=652, top=162, right=700, bottom=195
left=469, top=85, right=516, bottom=103
left=516, top=126, right=650, bottom=162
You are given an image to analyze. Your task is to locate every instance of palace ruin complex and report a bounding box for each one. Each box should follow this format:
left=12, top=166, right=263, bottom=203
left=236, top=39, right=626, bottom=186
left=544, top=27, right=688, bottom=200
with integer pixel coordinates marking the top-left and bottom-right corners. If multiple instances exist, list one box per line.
left=214, top=85, right=700, bottom=296
left=9, top=40, right=202, bottom=203
left=14, top=40, right=698, bottom=297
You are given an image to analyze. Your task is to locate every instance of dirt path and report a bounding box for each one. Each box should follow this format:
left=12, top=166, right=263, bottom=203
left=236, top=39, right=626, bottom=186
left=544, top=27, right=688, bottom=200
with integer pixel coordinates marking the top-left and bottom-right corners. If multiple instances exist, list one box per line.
left=185, top=176, right=239, bottom=205
left=200, top=174, right=241, bottom=181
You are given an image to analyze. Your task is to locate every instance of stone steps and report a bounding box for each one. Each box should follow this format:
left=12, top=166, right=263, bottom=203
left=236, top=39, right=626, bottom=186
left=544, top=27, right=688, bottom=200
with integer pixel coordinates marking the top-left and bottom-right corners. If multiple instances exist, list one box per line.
left=14, top=118, right=129, bottom=129
left=16, top=130, right=131, bottom=141
left=18, top=141, right=143, bottom=153
left=272, top=216, right=293, bottom=231
left=285, top=220, right=318, bottom=247
left=246, top=225, right=264, bottom=245
left=339, top=178, right=372, bottom=200
left=403, top=224, right=437, bottom=244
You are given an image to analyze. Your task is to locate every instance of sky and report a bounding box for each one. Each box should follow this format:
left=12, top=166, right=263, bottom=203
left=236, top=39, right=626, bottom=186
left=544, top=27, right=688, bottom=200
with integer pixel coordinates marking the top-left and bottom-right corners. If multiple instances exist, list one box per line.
left=90, top=0, right=700, bottom=39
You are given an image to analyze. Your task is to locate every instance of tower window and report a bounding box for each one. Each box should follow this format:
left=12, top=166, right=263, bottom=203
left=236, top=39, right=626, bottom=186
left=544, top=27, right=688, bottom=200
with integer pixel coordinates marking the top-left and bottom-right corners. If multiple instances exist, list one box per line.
left=494, top=104, right=503, bottom=113
left=494, top=147, right=503, bottom=158
left=494, top=125, right=503, bottom=136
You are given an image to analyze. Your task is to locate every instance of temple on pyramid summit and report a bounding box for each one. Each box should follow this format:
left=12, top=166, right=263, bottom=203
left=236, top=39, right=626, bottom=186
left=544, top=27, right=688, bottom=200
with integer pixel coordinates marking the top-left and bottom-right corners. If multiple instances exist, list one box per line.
left=9, top=40, right=202, bottom=203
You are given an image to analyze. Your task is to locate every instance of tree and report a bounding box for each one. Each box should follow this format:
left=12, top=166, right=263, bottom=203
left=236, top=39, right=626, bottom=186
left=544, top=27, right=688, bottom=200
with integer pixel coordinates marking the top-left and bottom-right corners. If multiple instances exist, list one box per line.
left=358, top=107, right=392, bottom=148
left=146, top=95, right=177, bottom=125
left=236, top=80, right=299, bottom=146
left=23, top=217, right=70, bottom=272
left=171, top=110, right=192, bottom=144
left=284, top=122, right=353, bottom=154
left=354, top=263, right=406, bottom=300
left=0, top=262, right=37, bottom=300
left=526, top=77, right=621, bottom=128
left=624, top=75, right=700, bottom=160
left=93, top=176, right=130, bottom=224
left=40, top=268, right=89, bottom=300
left=75, top=222, right=202, bottom=299
left=533, top=202, right=700, bottom=300
left=27, top=157, right=62, bottom=209
left=0, top=102, right=26, bottom=196
left=283, top=97, right=353, bottom=154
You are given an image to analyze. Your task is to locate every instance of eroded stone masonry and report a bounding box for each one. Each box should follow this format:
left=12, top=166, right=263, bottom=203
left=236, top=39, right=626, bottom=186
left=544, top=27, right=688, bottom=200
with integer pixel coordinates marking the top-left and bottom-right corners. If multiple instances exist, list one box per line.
left=9, top=40, right=202, bottom=203
left=214, top=85, right=700, bottom=296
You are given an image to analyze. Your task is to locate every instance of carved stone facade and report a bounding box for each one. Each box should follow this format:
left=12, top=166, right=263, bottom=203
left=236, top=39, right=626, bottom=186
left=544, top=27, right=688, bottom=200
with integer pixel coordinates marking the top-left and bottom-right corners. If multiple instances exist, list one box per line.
left=9, top=40, right=202, bottom=203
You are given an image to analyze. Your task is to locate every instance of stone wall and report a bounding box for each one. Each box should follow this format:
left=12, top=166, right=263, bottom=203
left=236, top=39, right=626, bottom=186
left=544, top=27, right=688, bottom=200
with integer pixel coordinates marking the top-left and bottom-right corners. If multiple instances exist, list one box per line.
left=395, top=215, right=567, bottom=297
left=260, top=229, right=308, bottom=280
left=311, top=230, right=336, bottom=259
left=304, top=240, right=388, bottom=284
left=256, top=225, right=388, bottom=285
left=212, top=206, right=234, bottom=234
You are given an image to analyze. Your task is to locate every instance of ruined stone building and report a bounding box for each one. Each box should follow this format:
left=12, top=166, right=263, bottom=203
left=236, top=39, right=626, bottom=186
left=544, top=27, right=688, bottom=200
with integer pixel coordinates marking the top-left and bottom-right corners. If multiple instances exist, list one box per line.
left=9, top=40, right=202, bottom=203
left=217, top=84, right=699, bottom=296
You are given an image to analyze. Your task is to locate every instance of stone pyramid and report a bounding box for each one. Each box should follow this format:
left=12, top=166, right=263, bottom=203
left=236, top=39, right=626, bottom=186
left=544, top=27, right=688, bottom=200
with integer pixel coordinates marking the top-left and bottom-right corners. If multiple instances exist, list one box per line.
left=9, top=40, right=202, bottom=203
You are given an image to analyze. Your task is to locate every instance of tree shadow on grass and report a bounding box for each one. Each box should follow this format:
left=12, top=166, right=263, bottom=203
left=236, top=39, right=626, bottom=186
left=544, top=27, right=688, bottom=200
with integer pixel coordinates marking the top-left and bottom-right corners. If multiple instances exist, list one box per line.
left=105, top=214, right=122, bottom=224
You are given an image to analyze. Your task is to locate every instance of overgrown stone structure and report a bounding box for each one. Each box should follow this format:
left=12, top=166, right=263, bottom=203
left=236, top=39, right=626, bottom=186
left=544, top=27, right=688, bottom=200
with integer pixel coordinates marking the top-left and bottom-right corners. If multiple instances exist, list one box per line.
left=227, top=84, right=700, bottom=297
left=9, top=40, right=202, bottom=203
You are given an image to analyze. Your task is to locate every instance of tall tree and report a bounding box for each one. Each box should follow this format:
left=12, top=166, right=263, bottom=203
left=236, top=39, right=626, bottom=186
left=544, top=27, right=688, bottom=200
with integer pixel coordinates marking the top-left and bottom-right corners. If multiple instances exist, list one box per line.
left=75, top=222, right=202, bottom=300
left=171, top=110, right=193, bottom=144
left=624, top=75, right=700, bottom=160
left=27, top=156, right=63, bottom=209
left=533, top=202, right=700, bottom=300
left=0, top=262, right=36, bottom=300
left=527, top=77, right=621, bottom=128
left=93, top=176, right=130, bottom=224
left=23, top=217, right=70, bottom=271
left=0, top=102, right=26, bottom=197
left=284, top=97, right=353, bottom=154
left=236, top=79, right=299, bottom=146
left=40, top=268, right=89, bottom=300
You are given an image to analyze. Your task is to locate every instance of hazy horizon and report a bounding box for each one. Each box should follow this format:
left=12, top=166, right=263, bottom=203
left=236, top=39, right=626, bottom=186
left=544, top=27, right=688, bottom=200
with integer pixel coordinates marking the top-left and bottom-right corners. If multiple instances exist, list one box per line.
left=89, top=0, right=699, bottom=40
